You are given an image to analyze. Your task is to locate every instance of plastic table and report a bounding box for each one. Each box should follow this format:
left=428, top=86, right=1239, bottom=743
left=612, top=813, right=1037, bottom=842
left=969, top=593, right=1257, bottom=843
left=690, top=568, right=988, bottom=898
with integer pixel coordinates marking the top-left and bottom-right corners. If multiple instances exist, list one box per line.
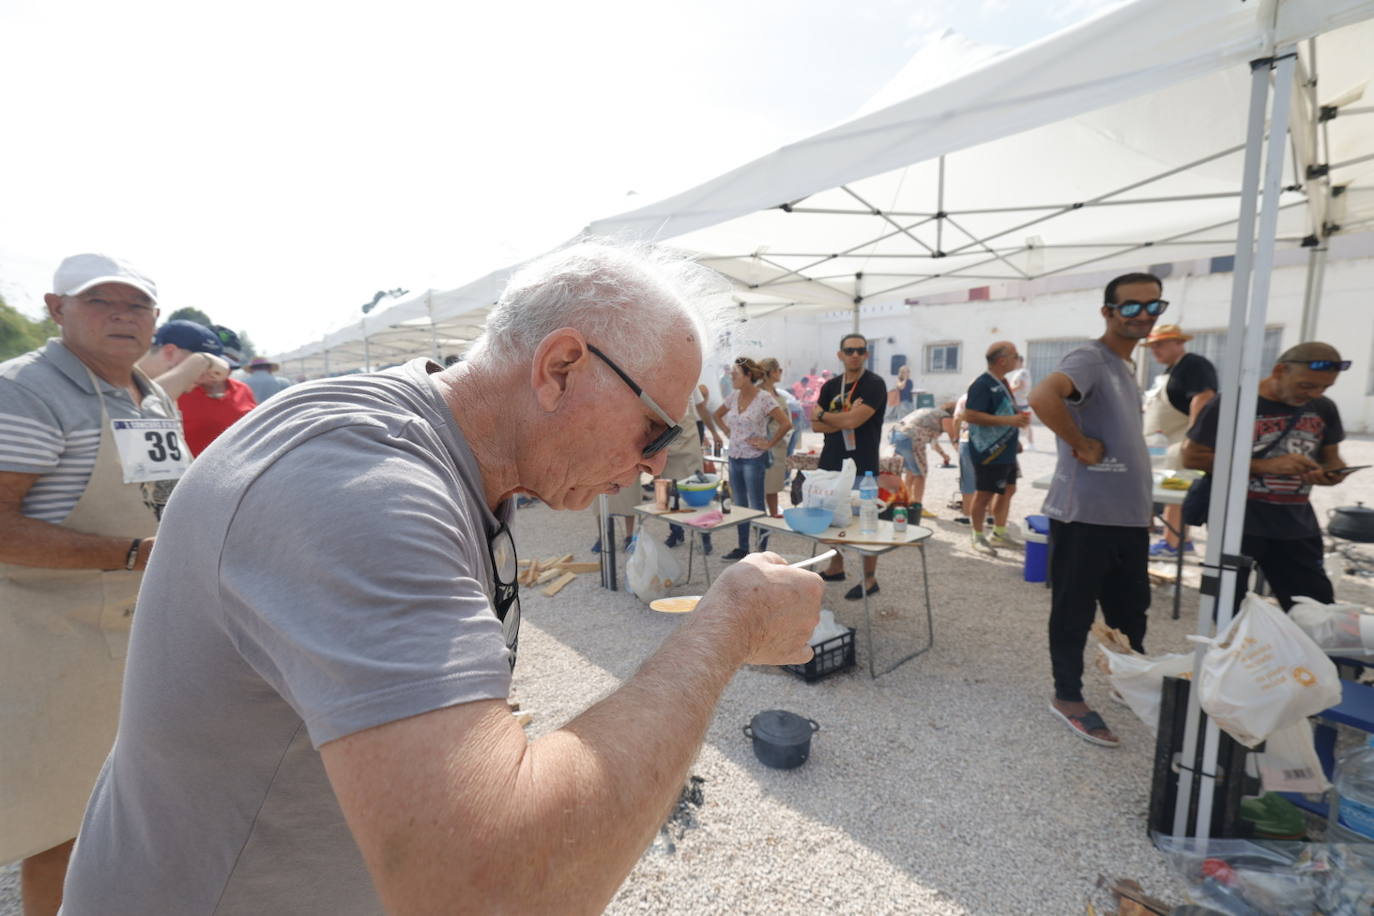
left=749, top=515, right=935, bottom=678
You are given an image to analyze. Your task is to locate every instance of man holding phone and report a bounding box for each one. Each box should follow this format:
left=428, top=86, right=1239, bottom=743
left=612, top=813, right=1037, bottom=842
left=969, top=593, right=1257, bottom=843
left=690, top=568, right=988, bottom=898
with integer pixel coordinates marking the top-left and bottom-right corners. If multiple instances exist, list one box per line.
left=1184, top=342, right=1353, bottom=609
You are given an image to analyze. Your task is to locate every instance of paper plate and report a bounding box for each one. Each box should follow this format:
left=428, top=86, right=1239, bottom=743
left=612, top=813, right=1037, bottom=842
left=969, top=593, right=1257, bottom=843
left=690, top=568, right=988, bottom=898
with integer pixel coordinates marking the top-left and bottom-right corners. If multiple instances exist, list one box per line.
left=649, top=595, right=701, bottom=613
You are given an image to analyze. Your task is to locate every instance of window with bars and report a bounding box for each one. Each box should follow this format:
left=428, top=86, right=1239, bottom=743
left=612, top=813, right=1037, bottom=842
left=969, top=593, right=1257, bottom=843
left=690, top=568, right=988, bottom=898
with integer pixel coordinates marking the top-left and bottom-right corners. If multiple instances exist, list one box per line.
left=1187, top=327, right=1283, bottom=382
left=925, top=342, right=961, bottom=373
left=1027, top=338, right=1094, bottom=386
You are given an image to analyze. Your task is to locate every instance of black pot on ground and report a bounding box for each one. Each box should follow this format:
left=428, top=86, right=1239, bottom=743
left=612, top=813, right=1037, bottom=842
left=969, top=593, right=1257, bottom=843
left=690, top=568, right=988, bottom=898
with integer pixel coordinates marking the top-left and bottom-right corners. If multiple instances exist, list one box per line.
left=743, top=710, right=819, bottom=770
left=1329, top=504, right=1374, bottom=544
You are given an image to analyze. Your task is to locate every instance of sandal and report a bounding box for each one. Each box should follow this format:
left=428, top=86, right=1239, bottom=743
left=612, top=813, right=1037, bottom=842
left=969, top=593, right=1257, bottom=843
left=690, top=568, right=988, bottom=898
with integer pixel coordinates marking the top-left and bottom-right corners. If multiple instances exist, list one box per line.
left=1047, top=701, right=1119, bottom=748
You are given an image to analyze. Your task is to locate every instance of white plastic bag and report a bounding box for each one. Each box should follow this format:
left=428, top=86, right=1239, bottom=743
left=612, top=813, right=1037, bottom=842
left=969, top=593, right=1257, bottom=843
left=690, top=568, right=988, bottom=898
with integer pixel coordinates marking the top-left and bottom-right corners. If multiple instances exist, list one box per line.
left=801, top=458, right=856, bottom=527
left=1254, top=719, right=1329, bottom=795
left=625, top=532, right=684, bottom=603
left=1288, top=595, right=1374, bottom=658
left=1188, top=593, right=1342, bottom=748
left=1097, top=645, right=1194, bottom=734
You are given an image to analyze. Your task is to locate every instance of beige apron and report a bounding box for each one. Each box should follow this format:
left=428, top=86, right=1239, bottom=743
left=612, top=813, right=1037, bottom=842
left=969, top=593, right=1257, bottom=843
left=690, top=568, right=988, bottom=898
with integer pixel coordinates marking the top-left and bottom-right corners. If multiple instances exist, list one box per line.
left=0, top=380, right=165, bottom=862
left=1143, top=372, right=1192, bottom=468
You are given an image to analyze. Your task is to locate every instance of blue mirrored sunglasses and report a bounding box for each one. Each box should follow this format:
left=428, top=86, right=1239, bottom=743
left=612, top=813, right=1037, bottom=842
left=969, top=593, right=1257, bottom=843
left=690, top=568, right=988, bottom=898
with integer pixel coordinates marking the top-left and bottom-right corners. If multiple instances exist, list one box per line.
left=1284, top=359, right=1351, bottom=372
left=1107, top=299, right=1169, bottom=318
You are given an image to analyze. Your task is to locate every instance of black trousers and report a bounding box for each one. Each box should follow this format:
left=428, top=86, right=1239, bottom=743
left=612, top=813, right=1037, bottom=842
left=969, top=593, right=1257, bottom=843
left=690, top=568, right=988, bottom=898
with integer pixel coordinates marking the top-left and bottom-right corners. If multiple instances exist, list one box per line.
left=1048, top=521, right=1150, bottom=703
left=1242, top=533, right=1333, bottom=610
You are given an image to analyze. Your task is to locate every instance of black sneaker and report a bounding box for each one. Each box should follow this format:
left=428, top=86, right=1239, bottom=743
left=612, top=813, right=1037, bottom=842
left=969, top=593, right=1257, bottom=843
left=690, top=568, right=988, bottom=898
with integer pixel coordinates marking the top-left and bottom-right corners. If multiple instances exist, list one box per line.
left=665, top=529, right=683, bottom=549
left=954, top=516, right=970, bottom=525
left=721, top=547, right=748, bottom=561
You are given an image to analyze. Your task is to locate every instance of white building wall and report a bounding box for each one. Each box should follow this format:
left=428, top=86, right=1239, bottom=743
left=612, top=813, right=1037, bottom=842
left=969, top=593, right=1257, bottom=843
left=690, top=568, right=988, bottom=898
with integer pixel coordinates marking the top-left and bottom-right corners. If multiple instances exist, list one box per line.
left=738, top=254, right=1374, bottom=432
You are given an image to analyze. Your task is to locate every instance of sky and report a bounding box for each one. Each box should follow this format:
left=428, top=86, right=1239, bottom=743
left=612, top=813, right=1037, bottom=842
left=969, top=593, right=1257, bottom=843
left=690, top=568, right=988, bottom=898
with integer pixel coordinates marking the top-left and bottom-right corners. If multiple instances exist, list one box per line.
left=1, top=0, right=1118, bottom=355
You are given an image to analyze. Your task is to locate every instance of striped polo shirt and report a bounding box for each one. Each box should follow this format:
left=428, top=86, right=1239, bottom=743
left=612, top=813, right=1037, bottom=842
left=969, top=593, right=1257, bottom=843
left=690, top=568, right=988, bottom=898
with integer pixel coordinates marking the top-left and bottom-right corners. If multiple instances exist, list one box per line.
left=0, top=339, right=174, bottom=523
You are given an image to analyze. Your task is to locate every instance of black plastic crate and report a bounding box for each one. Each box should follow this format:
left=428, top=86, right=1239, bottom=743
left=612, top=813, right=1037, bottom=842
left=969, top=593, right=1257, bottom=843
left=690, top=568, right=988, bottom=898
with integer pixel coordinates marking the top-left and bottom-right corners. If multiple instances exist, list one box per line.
left=783, top=627, right=857, bottom=682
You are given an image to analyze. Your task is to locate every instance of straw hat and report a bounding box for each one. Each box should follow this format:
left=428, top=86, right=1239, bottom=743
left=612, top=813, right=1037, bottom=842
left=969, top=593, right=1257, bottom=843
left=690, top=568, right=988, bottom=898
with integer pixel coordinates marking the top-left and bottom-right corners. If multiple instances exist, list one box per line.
left=1145, top=324, right=1192, bottom=344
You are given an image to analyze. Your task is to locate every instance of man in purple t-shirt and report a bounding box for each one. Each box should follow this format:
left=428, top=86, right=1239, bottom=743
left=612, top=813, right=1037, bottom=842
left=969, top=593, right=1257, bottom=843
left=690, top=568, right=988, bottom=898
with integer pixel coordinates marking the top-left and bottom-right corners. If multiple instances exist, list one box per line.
left=1029, top=272, right=1161, bottom=749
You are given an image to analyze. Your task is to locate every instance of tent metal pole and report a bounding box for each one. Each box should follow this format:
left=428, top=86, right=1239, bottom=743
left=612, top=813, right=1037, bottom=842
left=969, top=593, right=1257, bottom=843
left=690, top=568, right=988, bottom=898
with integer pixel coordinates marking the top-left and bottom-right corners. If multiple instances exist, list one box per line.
left=426, top=292, right=440, bottom=361
left=1173, top=49, right=1297, bottom=842
left=1299, top=243, right=1328, bottom=340
left=852, top=273, right=862, bottom=334
left=936, top=155, right=945, bottom=254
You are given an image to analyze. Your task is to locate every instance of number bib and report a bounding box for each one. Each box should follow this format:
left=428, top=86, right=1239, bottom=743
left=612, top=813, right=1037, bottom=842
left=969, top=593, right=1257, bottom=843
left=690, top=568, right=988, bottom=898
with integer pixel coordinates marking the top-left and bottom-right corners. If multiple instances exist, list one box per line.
left=110, top=418, right=191, bottom=483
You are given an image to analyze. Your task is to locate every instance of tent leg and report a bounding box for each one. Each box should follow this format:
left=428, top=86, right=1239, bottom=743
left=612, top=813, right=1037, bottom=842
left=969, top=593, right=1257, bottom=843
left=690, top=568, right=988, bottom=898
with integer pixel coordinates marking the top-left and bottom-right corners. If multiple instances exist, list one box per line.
left=1299, top=243, right=1328, bottom=340
left=1171, top=49, right=1297, bottom=842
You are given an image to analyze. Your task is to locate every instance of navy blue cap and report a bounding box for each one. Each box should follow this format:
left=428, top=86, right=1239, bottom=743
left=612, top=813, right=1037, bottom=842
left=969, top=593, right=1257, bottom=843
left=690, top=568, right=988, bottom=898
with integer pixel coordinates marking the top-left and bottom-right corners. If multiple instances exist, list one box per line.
left=154, top=319, right=224, bottom=356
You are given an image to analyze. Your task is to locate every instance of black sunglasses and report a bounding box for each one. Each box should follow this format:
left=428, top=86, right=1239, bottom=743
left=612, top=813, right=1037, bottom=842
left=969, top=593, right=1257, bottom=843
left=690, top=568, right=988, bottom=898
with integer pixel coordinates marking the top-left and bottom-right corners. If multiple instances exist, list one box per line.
left=842, top=347, right=868, bottom=356
left=1283, top=359, right=1351, bottom=372
left=488, top=523, right=521, bottom=671
left=1106, top=299, right=1169, bottom=318
left=586, top=344, right=683, bottom=458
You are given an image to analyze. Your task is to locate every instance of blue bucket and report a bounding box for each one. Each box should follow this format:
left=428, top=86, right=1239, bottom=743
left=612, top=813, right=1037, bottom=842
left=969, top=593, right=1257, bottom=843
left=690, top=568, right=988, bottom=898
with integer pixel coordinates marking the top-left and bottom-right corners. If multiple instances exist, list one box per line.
left=1024, top=514, right=1050, bottom=583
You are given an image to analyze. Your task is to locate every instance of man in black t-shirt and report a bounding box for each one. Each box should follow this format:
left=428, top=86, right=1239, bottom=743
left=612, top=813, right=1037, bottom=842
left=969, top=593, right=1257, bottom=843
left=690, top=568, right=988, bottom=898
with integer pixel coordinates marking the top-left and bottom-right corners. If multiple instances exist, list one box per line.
left=811, top=332, right=886, bottom=600
left=1143, top=324, right=1217, bottom=557
left=1184, top=342, right=1353, bottom=609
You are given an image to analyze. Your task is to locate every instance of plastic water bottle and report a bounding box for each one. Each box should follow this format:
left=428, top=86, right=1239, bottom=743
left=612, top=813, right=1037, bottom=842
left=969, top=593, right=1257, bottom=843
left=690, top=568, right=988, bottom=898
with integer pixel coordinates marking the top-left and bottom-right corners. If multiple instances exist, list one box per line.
left=1327, top=738, right=1374, bottom=910
left=1147, top=431, right=1169, bottom=467
left=1329, top=736, right=1374, bottom=844
left=858, top=472, right=879, bottom=535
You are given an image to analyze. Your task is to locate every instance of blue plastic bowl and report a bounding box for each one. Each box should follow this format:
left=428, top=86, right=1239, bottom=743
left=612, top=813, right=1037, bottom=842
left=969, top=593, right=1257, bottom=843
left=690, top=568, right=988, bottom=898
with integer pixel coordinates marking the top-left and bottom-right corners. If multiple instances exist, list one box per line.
left=680, top=486, right=718, bottom=507
left=784, top=507, right=833, bottom=535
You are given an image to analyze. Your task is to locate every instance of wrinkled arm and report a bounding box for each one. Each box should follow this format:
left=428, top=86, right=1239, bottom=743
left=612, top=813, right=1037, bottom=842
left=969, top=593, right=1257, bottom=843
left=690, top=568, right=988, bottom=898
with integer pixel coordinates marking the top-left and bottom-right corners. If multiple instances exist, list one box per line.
left=0, top=471, right=153, bottom=569
left=695, top=400, right=720, bottom=442
left=321, top=558, right=821, bottom=916
left=713, top=402, right=730, bottom=439
left=149, top=352, right=229, bottom=399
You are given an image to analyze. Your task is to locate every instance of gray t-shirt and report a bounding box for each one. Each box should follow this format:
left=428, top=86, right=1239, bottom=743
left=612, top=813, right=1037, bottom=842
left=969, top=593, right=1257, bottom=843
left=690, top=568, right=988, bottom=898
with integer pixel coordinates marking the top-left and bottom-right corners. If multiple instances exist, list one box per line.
left=1040, top=339, right=1152, bottom=527
left=63, top=359, right=514, bottom=916
left=0, top=339, right=175, bottom=522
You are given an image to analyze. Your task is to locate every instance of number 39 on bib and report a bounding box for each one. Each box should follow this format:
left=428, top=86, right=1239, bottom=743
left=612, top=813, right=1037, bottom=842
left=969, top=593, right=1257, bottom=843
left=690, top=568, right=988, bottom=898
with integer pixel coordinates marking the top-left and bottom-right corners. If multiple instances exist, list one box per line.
left=111, top=418, right=192, bottom=483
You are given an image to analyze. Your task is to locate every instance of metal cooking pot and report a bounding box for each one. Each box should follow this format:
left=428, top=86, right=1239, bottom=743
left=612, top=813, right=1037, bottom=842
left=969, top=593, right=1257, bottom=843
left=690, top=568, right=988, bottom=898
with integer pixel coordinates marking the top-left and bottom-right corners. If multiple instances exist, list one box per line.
left=743, top=710, right=819, bottom=770
left=1329, top=503, right=1374, bottom=544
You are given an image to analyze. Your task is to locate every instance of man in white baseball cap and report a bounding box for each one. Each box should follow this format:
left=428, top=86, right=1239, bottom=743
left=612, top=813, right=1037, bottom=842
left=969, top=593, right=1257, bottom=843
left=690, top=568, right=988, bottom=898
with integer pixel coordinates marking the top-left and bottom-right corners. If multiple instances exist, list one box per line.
left=0, top=253, right=187, bottom=915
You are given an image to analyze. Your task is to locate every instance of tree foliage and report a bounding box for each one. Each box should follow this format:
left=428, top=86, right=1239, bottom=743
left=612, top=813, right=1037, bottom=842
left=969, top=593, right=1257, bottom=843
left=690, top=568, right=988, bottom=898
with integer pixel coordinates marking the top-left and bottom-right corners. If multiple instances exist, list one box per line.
left=166, top=306, right=213, bottom=327
left=0, top=298, right=58, bottom=361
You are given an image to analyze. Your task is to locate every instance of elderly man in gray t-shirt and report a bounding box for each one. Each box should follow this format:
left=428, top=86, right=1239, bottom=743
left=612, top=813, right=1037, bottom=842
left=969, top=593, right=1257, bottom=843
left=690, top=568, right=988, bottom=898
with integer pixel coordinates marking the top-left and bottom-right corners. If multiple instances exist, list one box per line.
left=62, top=242, right=824, bottom=915
left=1029, top=272, right=1161, bottom=750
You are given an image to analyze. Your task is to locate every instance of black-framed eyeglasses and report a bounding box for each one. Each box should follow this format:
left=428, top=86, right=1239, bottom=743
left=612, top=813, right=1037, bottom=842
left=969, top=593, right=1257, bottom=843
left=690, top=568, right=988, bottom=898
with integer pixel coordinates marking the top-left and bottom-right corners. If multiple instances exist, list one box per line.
left=489, top=522, right=521, bottom=672
left=1284, top=359, right=1351, bottom=372
left=586, top=343, right=683, bottom=458
left=1106, top=299, right=1169, bottom=318
left=842, top=347, right=868, bottom=356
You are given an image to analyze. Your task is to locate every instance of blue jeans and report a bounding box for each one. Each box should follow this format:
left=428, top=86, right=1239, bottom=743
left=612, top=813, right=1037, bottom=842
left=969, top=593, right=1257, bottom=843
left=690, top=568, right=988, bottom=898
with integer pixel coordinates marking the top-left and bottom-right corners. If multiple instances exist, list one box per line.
left=729, top=454, right=769, bottom=550
left=890, top=429, right=924, bottom=478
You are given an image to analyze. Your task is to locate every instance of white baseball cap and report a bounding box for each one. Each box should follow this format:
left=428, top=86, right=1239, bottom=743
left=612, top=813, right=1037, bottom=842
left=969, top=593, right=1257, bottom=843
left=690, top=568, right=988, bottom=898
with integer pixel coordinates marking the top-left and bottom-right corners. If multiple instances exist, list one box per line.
left=53, top=253, right=158, bottom=304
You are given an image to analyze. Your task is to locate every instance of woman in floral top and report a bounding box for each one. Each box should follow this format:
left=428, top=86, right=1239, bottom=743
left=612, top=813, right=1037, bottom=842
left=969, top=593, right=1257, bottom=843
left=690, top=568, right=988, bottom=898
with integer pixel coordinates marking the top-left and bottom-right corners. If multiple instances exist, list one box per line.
left=713, top=357, right=791, bottom=559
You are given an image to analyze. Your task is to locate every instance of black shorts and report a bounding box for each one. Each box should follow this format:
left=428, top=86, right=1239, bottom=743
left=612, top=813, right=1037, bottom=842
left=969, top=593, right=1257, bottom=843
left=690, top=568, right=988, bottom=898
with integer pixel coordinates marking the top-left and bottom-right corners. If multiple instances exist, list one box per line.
left=973, top=462, right=1018, bottom=494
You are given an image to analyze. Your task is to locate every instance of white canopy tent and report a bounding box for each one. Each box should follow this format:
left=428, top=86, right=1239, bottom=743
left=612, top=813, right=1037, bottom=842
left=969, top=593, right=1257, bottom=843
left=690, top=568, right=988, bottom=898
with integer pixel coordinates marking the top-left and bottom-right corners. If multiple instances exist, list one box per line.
left=587, top=0, right=1374, bottom=330
left=578, top=0, right=1374, bottom=843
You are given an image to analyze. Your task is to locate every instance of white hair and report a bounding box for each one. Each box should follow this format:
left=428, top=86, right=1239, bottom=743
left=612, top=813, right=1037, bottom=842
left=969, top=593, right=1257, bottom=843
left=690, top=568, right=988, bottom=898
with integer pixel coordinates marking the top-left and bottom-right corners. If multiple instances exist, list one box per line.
left=466, top=238, right=731, bottom=378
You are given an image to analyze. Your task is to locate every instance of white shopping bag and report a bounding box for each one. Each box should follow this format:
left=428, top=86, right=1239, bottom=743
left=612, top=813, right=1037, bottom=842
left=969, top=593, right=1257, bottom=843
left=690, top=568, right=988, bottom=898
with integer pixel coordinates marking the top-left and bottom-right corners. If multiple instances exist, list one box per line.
left=1188, top=593, right=1342, bottom=748
left=1289, top=595, right=1374, bottom=659
left=1254, top=719, right=1330, bottom=795
left=800, top=458, right=856, bottom=528
left=1097, top=645, right=1194, bottom=734
left=625, top=532, right=684, bottom=603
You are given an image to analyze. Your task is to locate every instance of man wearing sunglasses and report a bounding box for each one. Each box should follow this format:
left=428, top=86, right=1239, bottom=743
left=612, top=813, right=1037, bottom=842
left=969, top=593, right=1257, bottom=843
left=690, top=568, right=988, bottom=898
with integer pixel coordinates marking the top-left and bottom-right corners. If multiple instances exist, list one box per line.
left=1029, top=272, right=1161, bottom=749
left=1184, top=342, right=1351, bottom=610
left=811, top=332, right=887, bottom=599
left=62, top=241, right=826, bottom=916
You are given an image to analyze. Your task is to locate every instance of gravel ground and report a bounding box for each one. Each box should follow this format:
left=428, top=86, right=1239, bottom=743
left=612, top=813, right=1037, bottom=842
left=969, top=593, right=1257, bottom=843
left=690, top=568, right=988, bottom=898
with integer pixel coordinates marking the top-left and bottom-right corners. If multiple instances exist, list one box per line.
left=5, top=428, right=1372, bottom=915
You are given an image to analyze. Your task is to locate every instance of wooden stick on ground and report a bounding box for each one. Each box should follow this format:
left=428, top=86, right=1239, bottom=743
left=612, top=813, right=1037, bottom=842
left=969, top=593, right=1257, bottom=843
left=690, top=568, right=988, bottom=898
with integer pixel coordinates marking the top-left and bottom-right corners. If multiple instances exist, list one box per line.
left=542, top=571, right=578, bottom=597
